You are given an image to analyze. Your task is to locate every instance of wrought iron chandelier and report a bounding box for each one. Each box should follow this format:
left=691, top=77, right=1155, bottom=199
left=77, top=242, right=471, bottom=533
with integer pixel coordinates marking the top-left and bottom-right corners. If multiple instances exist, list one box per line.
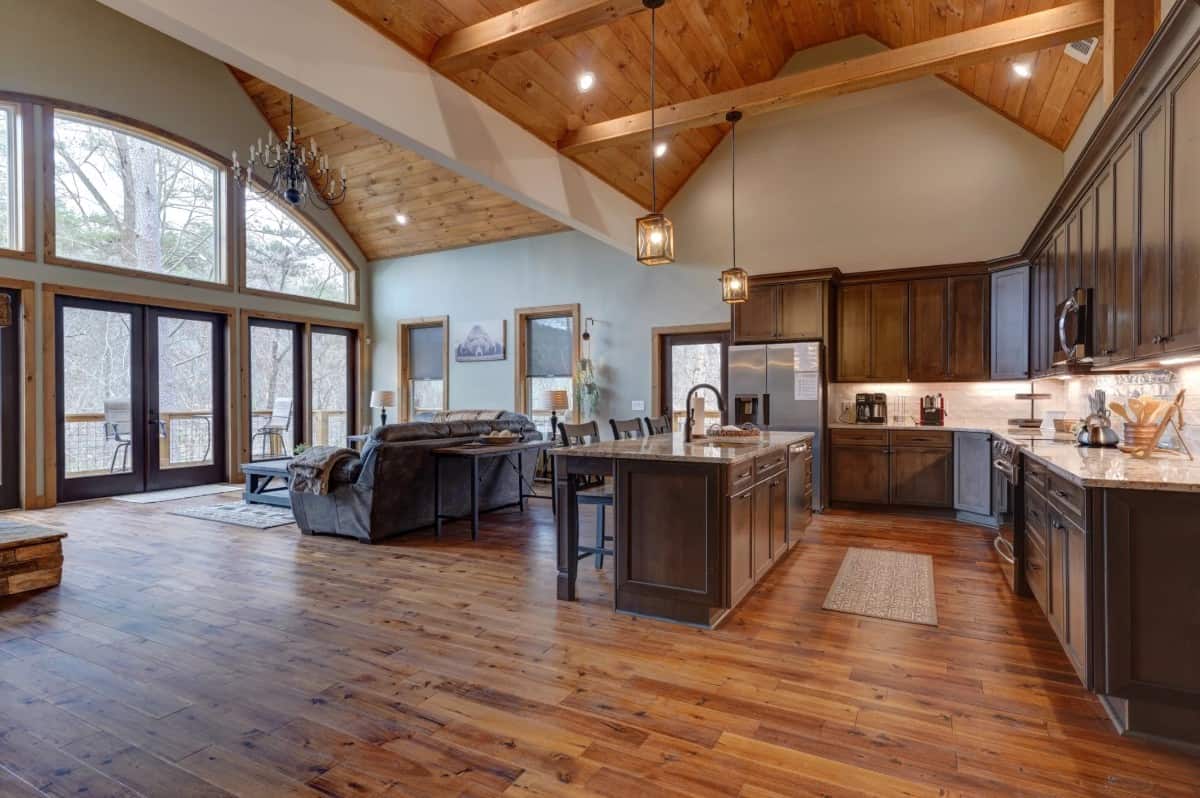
left=232, top=94, right=347, bottom=210
left=636, top=0, right=674, bottom=266
left=720, top=110, right=749, bottom=304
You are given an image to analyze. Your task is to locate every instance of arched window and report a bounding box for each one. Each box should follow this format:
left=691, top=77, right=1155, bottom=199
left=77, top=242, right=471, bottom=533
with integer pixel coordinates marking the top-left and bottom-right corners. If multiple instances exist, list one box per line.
left=243, top=193, right=354, bottom=305
left=50, top=110, right=223, bottom=283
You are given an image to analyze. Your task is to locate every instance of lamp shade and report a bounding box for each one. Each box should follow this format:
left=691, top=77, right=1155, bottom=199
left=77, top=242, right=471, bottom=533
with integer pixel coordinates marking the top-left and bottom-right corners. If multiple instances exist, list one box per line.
left=721, top=267, right=749, bottom=304
left=636, top=213, right=674, bottom=265
left=369, top=390, right=396, bottom=409
left=545, top=389, right=570, bottom=412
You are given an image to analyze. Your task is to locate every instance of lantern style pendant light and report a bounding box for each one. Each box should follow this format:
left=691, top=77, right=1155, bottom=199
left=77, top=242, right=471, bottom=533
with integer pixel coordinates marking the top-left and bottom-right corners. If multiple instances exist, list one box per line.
left=636, top=0, right=674, bottom=266
left=721, top=111, right=749, bottom=304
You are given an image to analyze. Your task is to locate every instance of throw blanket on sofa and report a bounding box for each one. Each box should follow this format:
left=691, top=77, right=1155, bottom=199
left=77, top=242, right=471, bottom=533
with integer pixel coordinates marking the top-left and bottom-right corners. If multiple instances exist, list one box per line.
left=288, top=446, right=357, bottom=496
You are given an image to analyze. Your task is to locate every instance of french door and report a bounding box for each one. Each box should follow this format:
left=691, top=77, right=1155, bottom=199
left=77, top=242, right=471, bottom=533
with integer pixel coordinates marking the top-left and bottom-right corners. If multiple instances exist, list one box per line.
left=659, top=330, right=729, bottom=429
left=310, top=325, right=356, bottom=447
left=56, top=296, right=227, bottom=501
left=0, top=289, right=20, bottom=510
left=247, top=318, right=304, bottom=461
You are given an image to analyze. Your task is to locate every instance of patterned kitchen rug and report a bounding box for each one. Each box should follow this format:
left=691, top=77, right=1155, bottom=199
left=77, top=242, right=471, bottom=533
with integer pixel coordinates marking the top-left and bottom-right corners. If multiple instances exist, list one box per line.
left=170, top=502, right=295, bottom=529
left=822, top=547, right=938, bottom=626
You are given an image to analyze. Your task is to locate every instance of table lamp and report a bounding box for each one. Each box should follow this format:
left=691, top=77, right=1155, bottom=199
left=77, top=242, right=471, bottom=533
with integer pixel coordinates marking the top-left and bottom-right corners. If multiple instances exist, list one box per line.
left=545, top=389, right=570, bottom=443
left=370, top=389, right=396, bottom=427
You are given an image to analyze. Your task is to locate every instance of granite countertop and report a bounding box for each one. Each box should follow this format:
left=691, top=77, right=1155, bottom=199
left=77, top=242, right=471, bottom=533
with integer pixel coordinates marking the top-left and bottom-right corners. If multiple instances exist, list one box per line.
left=553, top=431, right=812, bottom=465
left=828, top=420, right=998, bottom=434
left=991, top=430, right=1200, bottom=492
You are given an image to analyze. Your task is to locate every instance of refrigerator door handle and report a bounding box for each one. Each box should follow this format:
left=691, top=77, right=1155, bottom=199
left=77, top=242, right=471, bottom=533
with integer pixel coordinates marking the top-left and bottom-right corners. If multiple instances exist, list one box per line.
left=762, top=393, right=770, bottom=427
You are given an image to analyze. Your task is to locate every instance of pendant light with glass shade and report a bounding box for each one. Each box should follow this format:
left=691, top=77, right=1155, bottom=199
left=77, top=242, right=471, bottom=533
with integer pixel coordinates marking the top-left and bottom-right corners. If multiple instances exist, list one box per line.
left=720, top=111, right=749, bottom=304
left=635, top=0, right=674, bottom=266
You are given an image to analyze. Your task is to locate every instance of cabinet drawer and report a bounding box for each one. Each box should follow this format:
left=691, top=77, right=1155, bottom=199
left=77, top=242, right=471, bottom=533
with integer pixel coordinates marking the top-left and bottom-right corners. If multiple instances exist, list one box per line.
left=1025, top=534, right=1050, bottom=614
left=890, top=429, right=952, bottom=448
left=729, top=461, right=756, bottom=495
left=756, top=451, right=787, bottom=478
left=831, top=427, right=888, bottom=446
left=1047, top=474, right=1086, bottom=527
left=1024, top=456, right=1048, bottom=494
left=1024, top=489, right=1048, bottom=553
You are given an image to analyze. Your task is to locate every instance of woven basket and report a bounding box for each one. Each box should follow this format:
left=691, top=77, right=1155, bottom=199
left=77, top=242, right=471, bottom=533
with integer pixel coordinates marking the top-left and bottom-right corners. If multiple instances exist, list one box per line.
left=1122, top=423, right=1158, bottom=450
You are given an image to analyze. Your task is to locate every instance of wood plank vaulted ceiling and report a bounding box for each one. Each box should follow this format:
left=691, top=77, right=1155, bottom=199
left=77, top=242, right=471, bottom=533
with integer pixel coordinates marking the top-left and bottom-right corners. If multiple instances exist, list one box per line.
left=239, top=1, right=1102, bottom=260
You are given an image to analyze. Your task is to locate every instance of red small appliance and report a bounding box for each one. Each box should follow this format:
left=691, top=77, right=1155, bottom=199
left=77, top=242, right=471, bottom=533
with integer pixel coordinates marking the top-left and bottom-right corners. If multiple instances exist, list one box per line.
left=920, top=394, right=946, bottom=426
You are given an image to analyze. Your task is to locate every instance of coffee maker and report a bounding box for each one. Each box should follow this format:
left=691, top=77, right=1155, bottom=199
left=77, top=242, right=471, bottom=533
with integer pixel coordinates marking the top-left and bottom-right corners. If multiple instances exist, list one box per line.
left=855, top=393, right=887, bottom=424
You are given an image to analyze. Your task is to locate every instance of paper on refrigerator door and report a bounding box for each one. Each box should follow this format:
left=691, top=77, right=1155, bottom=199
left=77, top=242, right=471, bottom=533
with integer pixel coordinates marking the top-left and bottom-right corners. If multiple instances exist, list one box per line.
left=794, top=371, right=819, bottom=401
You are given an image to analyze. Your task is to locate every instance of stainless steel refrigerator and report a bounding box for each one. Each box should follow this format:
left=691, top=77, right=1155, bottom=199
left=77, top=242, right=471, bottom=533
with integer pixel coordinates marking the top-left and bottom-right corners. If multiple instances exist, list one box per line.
left=727, top=342, right=825, bottom=510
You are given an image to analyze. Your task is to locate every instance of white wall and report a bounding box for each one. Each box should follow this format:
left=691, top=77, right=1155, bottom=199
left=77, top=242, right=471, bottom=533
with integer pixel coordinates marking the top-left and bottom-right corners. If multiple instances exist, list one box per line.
left=0, top=0, right=369, bottom=500
left=371, top=37, right=1065, bottom=421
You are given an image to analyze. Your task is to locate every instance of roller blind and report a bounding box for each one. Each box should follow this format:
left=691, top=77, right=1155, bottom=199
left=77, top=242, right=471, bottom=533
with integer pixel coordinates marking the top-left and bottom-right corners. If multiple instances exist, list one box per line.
left=526, top=316, right=573, bottom=378
left=409, top=325, right=444, bottom=380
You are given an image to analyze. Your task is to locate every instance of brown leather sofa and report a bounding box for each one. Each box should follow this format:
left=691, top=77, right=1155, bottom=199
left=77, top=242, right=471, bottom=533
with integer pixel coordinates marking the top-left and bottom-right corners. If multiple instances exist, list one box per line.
left=289, top=412, right=541, bottom=543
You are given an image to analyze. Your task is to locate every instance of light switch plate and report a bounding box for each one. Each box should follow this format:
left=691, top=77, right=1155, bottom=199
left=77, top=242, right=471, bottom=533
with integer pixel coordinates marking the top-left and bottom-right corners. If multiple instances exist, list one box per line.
left=632, top=400, right=645, bottom=412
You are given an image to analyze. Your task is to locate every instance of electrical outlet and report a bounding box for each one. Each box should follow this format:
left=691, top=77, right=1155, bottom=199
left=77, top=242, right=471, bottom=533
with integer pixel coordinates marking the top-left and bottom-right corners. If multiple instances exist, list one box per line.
left=632, top=400, right=645, bottom=412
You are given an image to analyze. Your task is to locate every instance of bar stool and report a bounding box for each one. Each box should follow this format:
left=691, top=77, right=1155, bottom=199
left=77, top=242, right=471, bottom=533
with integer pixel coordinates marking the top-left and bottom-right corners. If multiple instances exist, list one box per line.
left=608, top=417, right=645, bottom=439
left=643, top=415, right=672, bottom=435
left=559, top=421, right=614, bottom=568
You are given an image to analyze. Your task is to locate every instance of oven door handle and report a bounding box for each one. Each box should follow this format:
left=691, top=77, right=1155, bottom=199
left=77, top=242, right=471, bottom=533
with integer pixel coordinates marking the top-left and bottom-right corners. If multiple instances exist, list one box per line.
left=992, top=459, right=1018, bottom=483
left=993, top=535, right=1015, bottom=565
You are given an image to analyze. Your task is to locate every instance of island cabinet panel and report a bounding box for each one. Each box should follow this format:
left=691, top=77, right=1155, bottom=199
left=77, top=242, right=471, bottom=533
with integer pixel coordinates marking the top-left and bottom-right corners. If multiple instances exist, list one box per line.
left=1135, top=102, right=1171, bottom=359
left=732, top=284, right=778, bottom=342
left=1168, top=58, right=1200, bottom=352
left=752, top=481, right=774, bottom=579
left=990, top=266, right=1029, bottom=380
left=613, top=460, right=724, bottom=626
left=947, top=275, right=990, bottom=380
left=1101, top=490, right=1200, bottom=743
left=729, top=488, right=754, bottom=606
left=770, top=473, right=788, bottom=557
left=908, top=279, right=948, bottom=381
left=836, top=284, right=871, bottom=380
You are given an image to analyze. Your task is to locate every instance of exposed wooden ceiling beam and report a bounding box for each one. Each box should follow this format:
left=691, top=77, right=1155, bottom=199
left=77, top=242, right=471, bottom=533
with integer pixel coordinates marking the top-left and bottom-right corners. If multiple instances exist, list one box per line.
left=558, top=0, right=1103, bottom=155
left=1102, top=0, right=1158, bottom=106
left=430, top=0, right=646, bottom=73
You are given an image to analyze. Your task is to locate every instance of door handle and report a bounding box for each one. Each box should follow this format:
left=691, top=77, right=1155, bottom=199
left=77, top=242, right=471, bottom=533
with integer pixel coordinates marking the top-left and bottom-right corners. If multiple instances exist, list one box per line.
left=762, top=393, right=770, bottom=427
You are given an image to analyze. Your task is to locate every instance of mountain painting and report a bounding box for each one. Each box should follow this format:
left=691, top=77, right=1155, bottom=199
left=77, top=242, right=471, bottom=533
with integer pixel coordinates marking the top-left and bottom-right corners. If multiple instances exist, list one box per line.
left=454, top=320, right=506, bottom=362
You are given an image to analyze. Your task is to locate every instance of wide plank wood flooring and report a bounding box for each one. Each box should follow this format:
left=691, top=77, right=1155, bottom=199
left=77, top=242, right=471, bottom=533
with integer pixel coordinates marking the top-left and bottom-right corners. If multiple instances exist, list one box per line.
left=0, top=495, right=1197, bottom=797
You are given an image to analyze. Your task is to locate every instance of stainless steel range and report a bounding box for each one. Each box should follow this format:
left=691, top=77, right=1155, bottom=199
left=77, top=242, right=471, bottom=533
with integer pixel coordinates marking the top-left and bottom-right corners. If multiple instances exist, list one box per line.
left=991, top=436, right=1025, bottom=594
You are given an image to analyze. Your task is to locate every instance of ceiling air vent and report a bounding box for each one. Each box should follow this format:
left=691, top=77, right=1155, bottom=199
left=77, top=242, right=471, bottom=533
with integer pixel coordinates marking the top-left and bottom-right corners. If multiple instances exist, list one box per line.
left=1064, top=37, right=1099, bottom=65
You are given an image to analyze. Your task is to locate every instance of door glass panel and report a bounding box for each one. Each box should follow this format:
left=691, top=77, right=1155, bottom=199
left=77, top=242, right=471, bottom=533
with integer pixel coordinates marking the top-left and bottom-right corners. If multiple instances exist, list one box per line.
left=157, top=316, right=214, bottom=469
left=250, top=325, right=296, bottom=459
left=669, top=343, right=723, bottom=428
left=62, top=307, right=134, bottom=477
left=310, top=331, right=350, bottom=446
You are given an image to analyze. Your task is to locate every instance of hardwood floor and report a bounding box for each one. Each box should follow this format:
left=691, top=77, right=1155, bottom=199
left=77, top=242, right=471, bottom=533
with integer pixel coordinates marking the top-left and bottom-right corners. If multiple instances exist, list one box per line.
left=0, top=495, right=1197, bottom=797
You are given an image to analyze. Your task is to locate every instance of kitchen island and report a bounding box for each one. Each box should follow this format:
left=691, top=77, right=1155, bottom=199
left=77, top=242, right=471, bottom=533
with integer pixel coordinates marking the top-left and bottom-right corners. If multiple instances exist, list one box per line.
left=553, top=431, right=813, bottom=627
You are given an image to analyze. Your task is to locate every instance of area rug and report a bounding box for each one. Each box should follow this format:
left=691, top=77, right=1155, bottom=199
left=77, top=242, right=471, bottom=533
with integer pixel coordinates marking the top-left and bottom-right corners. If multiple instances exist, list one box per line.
left=170, top=502, right=295, bottom=529
left=822, top=548, right=938, bottom=626
left=112, top=484, right=241, bottom=504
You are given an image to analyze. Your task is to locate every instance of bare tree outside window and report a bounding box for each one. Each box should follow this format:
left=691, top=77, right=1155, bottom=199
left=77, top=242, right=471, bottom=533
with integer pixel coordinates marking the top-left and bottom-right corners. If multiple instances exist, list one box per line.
left=250, top=324, right=296, bottom=459
left=52, top=113, right=220, bottom=281
left=0, top=106, right=11, bottom=250
left=670, top=343, right=722, bottom=427
left=244, top=194, right=350, bottom=304
left=61, top=307, right=134, bottom=477
left=310, top=331, right=349, bottom=445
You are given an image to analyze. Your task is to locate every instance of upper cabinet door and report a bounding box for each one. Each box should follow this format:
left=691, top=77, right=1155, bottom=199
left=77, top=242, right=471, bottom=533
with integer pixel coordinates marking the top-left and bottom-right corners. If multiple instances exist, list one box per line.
left=871, top=282, right=909, bottom=381
left=991, top=266, right=1029, bottom=380
left=837, top=284, right=872, bottom=381
left=1135, top=102, right=1170, bottom=359
left=1113, top=141, right=1137, bottom=361
left=1079, top=190, right=1096, bottom=298
left=776, top=282, right=824, bottom=340
left=733, top=284, right=778, bottom=342
left=1094, top=170, right=1116, bottom=360
left=948, top=274, right=990, bottom=380
left=908, top=278, right=948, bottom=381
left=1169, top=58, right=1200, bottom=353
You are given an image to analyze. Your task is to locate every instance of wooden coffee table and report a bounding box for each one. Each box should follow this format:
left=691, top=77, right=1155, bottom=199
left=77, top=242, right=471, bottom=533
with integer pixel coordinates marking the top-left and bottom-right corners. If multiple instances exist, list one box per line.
left=432, top=439, right=552, bottom=540
left=241, top=459, right=293, bottom=507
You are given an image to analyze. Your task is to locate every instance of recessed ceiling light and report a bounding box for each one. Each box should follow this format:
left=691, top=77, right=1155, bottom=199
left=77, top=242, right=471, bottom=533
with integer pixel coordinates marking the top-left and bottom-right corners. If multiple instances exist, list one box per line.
left=653, top=141, right=667, bottom=158
left=395, top=213, right=408, bottom=226
left=577, top=71, right=596, bottom=92
left=1012, top=62, right=1033, bottom=79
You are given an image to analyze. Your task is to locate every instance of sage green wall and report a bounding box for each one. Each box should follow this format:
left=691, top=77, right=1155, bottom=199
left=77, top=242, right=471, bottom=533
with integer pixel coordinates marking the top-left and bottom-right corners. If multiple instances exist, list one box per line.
left=0, top=0, right=368, bottom=498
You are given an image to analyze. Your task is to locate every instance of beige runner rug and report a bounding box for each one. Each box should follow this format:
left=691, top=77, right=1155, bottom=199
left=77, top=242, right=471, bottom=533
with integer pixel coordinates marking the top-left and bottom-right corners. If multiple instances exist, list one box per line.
left=822, top=548, right=938, bottom=626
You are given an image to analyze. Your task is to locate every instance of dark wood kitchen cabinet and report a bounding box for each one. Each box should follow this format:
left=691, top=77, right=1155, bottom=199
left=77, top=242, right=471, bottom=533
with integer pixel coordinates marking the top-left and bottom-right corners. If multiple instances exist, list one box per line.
left=837, top=283, right=871, bottom=380
left=752, top=478, right=773, bottom=579
left=777, top=282, right=825, bottom=339
left=872, top=282, right=909, bottom=381
left=1168, top=58, right=1200, bottom=352
left=1113, top=141, right=1138, bottom=361
left=830, top=429, right=890, bottom=505
left=947, top=275, right=990, bottom=379
left=1135, top=101, right=1170, bottom=359
left=889, top=430, right=953, bottom=508
left=909, top=278, right=948, bottom=380
left=732, top=285, right=778, bottom=342
left=732, top=279, right=827, bottom=342
left=729, top=488, right=754, bottom=605
left=1093, top=169, right=1116, bottom=360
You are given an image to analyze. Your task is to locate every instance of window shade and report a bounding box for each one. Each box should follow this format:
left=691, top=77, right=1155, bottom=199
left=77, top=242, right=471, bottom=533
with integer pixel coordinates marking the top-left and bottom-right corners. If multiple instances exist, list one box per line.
left=526, top=316, right=573, bottom=378
left=409, top=326, right=444, bottom=380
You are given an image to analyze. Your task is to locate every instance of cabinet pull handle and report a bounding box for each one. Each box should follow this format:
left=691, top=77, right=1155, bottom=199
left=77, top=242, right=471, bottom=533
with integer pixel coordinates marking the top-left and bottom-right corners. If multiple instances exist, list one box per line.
left=1028, top=560, right=1042, bottom=572
left=1053, top=488, right=1069, bottom=499
left=1051, top=519, right=1064, bottom=530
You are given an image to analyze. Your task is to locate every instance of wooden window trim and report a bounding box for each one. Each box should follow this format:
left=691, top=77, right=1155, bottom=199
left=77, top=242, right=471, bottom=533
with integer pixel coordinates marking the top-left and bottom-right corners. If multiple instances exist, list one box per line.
left=236, top=309, right=365, bottom=477
left=0, top=278, right=38, bottom=508
left=43, top=107, right=236, bottom=291
left=514, top=303, right=581, bottom=423
left=397, top=316, right=449, bottom=422
left=650, top=322, right=731, bottom=419
left=0, top=101, right=35, bottom=261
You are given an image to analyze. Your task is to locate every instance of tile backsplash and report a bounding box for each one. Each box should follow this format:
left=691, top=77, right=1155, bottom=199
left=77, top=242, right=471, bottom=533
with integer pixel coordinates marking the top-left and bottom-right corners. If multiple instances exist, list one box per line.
left=831, top=364, right=1200, bottom=454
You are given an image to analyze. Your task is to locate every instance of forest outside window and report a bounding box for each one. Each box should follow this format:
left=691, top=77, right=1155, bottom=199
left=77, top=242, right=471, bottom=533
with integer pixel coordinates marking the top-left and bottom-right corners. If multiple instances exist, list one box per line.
left=51, top=110, right=224, bottom=283
left=243, top=193, right=354, bottom=305
left=0, top=102, right=25, bottom=253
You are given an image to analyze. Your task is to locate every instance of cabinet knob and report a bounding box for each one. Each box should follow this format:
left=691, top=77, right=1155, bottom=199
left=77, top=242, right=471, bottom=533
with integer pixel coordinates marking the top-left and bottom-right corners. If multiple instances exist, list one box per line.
left=1152, top=335, right=1161, bottom=344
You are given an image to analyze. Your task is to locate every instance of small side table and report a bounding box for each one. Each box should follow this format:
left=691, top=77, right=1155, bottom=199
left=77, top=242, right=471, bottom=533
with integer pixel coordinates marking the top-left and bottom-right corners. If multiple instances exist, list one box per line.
left=432, top=439, right=552, bottom=540
left=241, top=459, right=293, bottom=507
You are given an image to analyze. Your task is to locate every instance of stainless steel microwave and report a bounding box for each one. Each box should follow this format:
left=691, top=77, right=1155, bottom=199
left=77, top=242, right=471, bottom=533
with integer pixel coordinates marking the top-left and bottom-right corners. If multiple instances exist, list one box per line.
left=1056, top=287, right=1092, bottom=361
